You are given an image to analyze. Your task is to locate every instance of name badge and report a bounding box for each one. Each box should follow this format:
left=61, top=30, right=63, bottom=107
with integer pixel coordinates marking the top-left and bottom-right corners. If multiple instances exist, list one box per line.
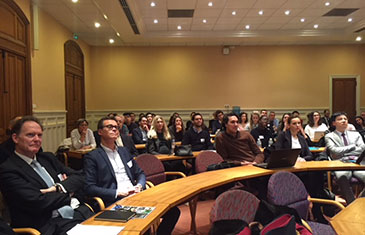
left=200, top=138, right=205, bottom=143
left=127, top=160, right=133, bottom=168
left=259, top=135, right=264, bottom=139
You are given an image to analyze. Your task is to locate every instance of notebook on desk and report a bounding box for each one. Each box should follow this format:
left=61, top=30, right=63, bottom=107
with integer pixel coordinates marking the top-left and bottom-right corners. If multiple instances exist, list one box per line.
left=94, top=210, right=136, bottom=222
left=313, top=131, right=326, bottom=142
left=255, top=149, right=301, bottom=169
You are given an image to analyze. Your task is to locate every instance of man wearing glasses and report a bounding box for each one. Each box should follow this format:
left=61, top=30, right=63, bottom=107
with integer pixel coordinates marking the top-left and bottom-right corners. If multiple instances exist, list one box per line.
left=84, top=117, right=179, bottom=234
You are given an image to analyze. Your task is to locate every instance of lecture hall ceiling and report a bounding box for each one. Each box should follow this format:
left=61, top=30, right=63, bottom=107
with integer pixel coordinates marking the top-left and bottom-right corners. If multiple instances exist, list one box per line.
left=32, top=0, right=365, bottom=46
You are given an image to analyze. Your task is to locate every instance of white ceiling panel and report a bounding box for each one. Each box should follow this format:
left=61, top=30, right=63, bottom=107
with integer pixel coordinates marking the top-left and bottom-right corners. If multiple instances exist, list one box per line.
left=32, top=0, right=365, bottom=46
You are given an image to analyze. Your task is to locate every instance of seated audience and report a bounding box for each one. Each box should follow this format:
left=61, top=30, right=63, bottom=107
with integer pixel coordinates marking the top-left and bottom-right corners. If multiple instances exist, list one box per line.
left=260, top=109, right=268, bottom=117
left=211, top=110, right=224, bottom=134
left=320, top=109, right=331, bottom=127
left=124, top=112, right=138, bottom=134
left=84, top=117, right=179, bottom=234
left=355, top=116, right=365, bottom=142
left=70, top=118, right=96, bottom=150
left=273, top=115, right=313, bottom=161
left=147, top=116, right=173, bottom=155
left=268, top=111, right=279, bottom=134
left=278, top=113, right=291, bottom=134
left=146, top=112, right=154, bottom=130
left=292, top=110, right=300, bottom=117
left=250, top=115, right=273, bottom=148
left=107, top=113, right=128, bottom=135
left=361, top=111, right=365, bottom=121
left=238, top=111, right=250, bottom=131
left=0, top=116, right=23, bottom=164
left=304, top=111, right=328, bottom=144
left=182, top=113, right=214, bottom=151
left=0, top=116, right=93, bottom=234
left=216, top=113, right=264, bottom=164
left=325, top=112, right=365, bottom=204
left=250, top=112, right=260, bottom=130
left=168, top=112, right=180, bottom=127
left=132, top=116, right=149, bottom=144
left=168, top=116, right=184, bottom=142
left=185, top=112, right=195, bottom=131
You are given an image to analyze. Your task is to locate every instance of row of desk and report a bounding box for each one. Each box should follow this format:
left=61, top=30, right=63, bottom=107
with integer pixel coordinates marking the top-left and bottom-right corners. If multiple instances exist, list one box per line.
left=82, top=160, right=365, bottom=235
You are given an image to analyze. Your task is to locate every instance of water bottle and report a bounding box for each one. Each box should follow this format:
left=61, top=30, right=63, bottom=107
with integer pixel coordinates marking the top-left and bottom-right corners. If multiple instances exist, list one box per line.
left=171, top=138, right=175, bottom=155
left=257, top=138, right=262, bottom=148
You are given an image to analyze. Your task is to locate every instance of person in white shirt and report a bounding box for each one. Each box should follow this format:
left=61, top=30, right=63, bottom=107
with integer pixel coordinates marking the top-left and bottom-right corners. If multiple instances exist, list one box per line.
left=304, top=111, right=328, bottom=141
left=70, top=119, right=96, bottom=150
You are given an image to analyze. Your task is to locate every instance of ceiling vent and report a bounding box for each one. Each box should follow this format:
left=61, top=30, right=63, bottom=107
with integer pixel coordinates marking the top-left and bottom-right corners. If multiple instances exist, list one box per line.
left=119, top=0, right=140, bottom=34
left=323, top=8, right=359, bottom=16
left=168, top=9, right=194, bottom=18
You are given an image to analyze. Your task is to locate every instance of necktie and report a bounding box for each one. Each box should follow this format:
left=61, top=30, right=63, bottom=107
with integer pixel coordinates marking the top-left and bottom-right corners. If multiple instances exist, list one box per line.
left=341, top=133, right=348, bottom=146
left=31, top=160, right=74, bottom=219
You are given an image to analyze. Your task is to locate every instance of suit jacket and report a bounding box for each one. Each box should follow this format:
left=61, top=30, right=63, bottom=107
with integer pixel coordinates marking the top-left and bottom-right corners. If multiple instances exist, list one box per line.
left=0, top=152, right=84, bottom=230
left=83, top=146, right=146, bottom=206
left=325, top=130, right=365, bottom=160
left=273, top=130, right=313, bottom=161
left=132, top=127, right=147, bottom=144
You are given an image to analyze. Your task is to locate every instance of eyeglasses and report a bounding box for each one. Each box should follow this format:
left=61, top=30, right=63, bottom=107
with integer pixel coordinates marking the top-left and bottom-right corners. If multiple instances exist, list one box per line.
left=103, top=125, right=118, bottom=130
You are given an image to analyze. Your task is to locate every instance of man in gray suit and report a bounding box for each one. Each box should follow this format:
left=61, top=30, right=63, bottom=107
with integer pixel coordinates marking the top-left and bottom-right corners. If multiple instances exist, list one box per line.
left=325, top=112, right=365, bottom=204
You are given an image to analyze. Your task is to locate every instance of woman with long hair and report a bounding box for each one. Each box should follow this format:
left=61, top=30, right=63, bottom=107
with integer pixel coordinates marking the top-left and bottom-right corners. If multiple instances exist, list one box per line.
left=278, top=113, right=291, bottom=134
left=304, top=111, right=328, bottom=143
left=250, top=112, right=260, bottom=130
left=168, top=116, right=184, bottom=142
left=238, top=112, right=250, bottom=131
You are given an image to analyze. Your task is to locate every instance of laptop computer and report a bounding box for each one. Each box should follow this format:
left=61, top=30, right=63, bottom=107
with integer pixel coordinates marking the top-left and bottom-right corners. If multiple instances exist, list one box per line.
left=255, top=149, right=301, bottom=169
left=313, top=131, right=326, bottom=142
left=356, top=150, right=365, bottom=164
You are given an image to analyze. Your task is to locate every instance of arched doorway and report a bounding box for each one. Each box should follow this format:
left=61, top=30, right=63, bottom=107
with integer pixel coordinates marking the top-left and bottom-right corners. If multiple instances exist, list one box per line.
left=0, top=0, right=32, bottom=143
left=64, top=40, right=85, bottom=136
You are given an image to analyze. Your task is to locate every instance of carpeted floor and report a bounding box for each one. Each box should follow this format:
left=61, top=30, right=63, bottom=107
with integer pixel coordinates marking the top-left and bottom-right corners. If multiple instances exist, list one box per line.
left=172, top=200, right=215, bottom=235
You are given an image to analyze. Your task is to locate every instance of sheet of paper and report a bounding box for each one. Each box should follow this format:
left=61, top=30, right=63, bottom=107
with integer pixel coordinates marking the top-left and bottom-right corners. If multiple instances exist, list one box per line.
left=67, top=224, right=124, bottom=235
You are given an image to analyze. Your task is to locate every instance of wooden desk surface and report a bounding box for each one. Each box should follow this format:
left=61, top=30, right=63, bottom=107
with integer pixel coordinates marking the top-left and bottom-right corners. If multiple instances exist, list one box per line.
left=155, top=151, right=200, bottom=161
left=83, top=161, right=365, bottom=234
left=330, top=198, right=365, bottom=235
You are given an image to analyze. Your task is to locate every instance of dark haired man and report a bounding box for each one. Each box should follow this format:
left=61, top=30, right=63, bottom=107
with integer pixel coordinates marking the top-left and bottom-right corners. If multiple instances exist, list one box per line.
left=325, top=112, right=365, bottom=204
left=182, top=113, right=213, bottom=151
left=216, top=113, right=264, bottom=164
left=250, top=115, right=273, bottom=148
left=0, top=116, right=93, bottom=234
left=84, top=117, right=179, bottom=234
left=211, top=110, right=224, bottom=134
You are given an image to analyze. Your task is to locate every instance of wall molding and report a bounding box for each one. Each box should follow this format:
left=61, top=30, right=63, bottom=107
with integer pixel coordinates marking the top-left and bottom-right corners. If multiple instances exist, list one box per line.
left=33, top=110, right=67, bottom=152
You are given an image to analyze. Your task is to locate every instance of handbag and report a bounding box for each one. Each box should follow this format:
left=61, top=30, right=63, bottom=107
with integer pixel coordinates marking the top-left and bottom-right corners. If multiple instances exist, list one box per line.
left=206, top=161, right=241, bottom=171
left=174, top=144, right=193, bottom=156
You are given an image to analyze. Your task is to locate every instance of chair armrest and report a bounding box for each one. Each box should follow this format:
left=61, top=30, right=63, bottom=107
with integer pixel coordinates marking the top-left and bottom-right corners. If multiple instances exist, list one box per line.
left=165, top=171, right=186, bottom=178
left=301, top=219, right=313, bottom=233
left=92, top=197, right=105, bottom=210
left=146, top=181, right=155, bottom=188
left=308, top=197, right=345, bottom=210
left=13, top=228, right=41, bottom=235
left=63, top=152, right=68, bottom=167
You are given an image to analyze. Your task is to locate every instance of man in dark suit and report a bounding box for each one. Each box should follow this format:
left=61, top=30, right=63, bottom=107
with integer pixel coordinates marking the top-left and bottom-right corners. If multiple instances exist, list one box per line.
left=0, top=116, right=92, bottom=235
left=84, top=117, right=180, bottom=234
left=132, top=116, right=149, bottom=154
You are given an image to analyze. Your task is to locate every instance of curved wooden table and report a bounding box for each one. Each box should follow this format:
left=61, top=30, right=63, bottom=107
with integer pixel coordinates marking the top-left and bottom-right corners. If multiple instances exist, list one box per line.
left=83, top=161, right=365, bottom=234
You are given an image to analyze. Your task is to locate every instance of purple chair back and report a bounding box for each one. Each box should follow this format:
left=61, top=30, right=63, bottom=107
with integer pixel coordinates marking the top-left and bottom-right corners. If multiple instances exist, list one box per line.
left=210, top=189, right=260, bottom=223
left=135, top=154, right=166, bottom=185
left=195, top=151, right=224, bottom=173
left=267, top=171, right=309, bottom=219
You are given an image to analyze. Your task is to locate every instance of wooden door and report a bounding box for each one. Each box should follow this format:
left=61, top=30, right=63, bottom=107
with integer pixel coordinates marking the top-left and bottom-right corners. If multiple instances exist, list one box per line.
left=64, top=41, right=85, bottom=136
left=332, top=78, right=356, bottom=123
left=0, top=0, right=31, bottom=143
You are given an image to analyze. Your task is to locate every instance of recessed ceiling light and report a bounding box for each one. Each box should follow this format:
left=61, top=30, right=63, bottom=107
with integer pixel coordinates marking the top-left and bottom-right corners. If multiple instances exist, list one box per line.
left=103, top=14, right=108, bottom=20
left=285, top=10, right=290, bottom=15
left=208, top=2, right=213, bottom=7
left=177, top=25, right=182, bottom=30
left=325, top=2, right=330, bottom=6
left=245, top=25, right=250, bottom=30
left=348, top=18, right=353, bottom=22
left=71, top=0, right=78, bottom=3
left=202, top=19, right=207, bottom=23
left=116, top=32, right=120, bottom=37
left=232, top=11, right=236, bottom=16
left=300, top=18, right=305, bottom=22
left=109, top=39, right=114, bottom=44
left=356, top=36, right=362, bottom=41
left=150, top=2, right=156, bottom=7
left=313, top=24, right=319, bottom=29
left=258, top=10, right=264, bottom=15
left=94, top=22, right=101, bottom=28
left=153, top=19, right=158, bottom=24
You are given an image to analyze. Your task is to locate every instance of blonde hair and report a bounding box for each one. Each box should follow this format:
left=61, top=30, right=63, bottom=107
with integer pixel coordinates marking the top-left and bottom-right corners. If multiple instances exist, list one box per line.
left=147, top=115, right=171, bottom=140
